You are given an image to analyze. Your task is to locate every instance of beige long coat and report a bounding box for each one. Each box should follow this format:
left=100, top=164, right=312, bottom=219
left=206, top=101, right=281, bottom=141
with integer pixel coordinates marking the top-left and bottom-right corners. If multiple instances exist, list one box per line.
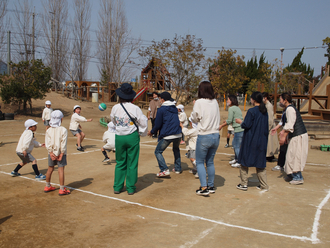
left=265, top=101, right=279, bottom=157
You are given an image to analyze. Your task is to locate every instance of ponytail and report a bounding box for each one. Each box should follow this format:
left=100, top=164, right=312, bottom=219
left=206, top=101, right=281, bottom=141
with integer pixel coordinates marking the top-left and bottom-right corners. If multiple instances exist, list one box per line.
left=251, top=91, right=267, bottom=114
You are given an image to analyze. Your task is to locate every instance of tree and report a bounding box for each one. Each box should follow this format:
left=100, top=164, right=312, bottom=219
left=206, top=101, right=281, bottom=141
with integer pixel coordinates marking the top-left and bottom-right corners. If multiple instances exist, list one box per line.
left=0, top=0, right=8, bottom=61
left=322, top=37, right=330, bottom=66
left=139, top=34, right=206, bottom=102
left=97, top=0, right=140, bottom=85
left=0, top=59, right=51, bottom=114
left=209, top=48, right=247, bottom=96
left=41, top=0, right=69, bottom=83
left=72, top=0, right=91, bottom=81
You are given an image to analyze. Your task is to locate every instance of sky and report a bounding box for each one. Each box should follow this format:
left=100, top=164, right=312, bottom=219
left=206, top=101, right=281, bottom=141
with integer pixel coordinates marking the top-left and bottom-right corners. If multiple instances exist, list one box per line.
left=7, top=0, right=330, bottom=81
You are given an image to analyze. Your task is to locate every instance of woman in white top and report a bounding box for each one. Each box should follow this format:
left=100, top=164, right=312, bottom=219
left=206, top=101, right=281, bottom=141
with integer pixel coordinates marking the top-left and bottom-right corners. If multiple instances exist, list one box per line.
left=190, top=81, right=220, bottom=196
left=110, top=83, right=148, bottom=195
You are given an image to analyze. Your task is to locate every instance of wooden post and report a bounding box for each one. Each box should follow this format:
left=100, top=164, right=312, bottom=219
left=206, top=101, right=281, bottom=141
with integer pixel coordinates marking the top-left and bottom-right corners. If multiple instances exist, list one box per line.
left=327, top=84, right=330, bottom=109
left=257, top=82, right=260, bottom=91
left=102, top=87, right=104, bottom=102
left=244, top=94, right=247, bottom=111
left=261, top=83, right=264, bottom=93
left=87, top=86, right=90, bottom=101
left=108, top=83, right=111, bottom=102
left=308, top=82, right=314, bottom=115
left=273, top=83, right=278, bottom=114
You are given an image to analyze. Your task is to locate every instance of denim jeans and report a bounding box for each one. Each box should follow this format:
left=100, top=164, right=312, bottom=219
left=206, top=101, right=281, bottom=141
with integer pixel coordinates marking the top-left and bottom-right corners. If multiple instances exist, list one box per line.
left=196, top=133, right=220, bottom=187
left=232, top=131, right=243, bottom=160
left=154, top=137, right=181, bottom=172
left=292, top=171, right=303, bottom=181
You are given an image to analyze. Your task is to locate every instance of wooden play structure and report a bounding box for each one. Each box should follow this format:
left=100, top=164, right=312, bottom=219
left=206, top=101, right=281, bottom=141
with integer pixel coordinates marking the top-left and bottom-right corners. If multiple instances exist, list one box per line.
left=258, top=66, right=330, bottom=121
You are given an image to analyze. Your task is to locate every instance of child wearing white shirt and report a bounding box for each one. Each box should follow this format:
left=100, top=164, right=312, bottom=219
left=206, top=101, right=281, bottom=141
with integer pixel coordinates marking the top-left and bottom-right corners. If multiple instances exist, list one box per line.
left=42, top=100, right=53, bottom=131
left=101, top=122, right=116, bottom=163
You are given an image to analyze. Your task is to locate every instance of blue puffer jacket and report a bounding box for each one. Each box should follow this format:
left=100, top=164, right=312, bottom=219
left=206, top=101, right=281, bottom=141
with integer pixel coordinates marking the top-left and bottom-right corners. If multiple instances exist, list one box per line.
left=151, top=101, right=181, bottom=141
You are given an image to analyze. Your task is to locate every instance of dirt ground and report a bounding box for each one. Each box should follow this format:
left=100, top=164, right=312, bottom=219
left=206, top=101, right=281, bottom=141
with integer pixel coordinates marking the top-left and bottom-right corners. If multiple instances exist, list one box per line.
left=0, top=92, right=330, bottom=248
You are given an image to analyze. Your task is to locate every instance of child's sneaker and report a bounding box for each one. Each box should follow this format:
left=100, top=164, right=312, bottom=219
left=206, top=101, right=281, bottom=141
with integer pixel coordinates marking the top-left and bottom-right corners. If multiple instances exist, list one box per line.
left=77, top=147, right=84, bottom=152
left=35, top=173, right=46, bottom=180
left=207, top=186, right=216, bottom=193
left=224, top=143, right=229, bottom=148
left=172, top=168, right=182, bottom=174
left=236, top=184, right=248, bottom=191
left=11, top=171, right=21, bottom=177
left=59, top=187, right=71, bottom=196
left=102, top=157, right=110, bottom=163
left=196, top=187, right=209, bottom=196
left=195, top=172, right=199, bottom=179
left=157, top=169, right=170, bottom=177
left=44, top=185, right=56, bottom=193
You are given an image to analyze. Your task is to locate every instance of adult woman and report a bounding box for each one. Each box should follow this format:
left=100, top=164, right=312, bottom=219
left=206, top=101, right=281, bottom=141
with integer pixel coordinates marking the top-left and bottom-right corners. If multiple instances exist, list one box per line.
left=190, top=81, right=220, bottom=196
left=262, top=92, right=279, bottom=162
left=110, top=83, right=148, bottom=195
left=219, top=95, right=244, bottom=168
left=235, top=92, right=269, bottom=191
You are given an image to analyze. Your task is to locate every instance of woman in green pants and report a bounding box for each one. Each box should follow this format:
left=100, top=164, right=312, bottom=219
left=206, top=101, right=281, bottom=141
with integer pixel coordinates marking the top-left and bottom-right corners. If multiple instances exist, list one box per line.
left=110, top=83, right=148, bottom=195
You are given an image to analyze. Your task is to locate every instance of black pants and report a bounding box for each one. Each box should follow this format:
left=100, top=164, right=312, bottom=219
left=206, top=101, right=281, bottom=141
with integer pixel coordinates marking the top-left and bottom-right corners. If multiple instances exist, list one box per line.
left=278, top=143, right=288, bottom=167
left=151, top=118, right=157, bottom=137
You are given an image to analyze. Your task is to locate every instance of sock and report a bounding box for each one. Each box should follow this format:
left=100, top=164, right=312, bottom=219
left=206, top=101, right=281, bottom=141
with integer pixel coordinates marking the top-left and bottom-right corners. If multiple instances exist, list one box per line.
left=60, top=185, right=64, bottom=190
left=226, top=138, right=230, bottom=144
left=14, top=164, right=22, bottom=172
left=32, top=164, right=40, bottom=176
left=102, top=150, right=109, bottom=158
left=46, top=182, right=51, bottom=187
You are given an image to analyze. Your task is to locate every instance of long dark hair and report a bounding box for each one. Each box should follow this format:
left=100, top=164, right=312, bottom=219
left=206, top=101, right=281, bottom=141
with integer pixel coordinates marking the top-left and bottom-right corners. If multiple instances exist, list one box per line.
left=228, top=95, right=238, bottom=106
left=251, top=91, right=267, bottom=114
left=262, top=92, right=270, bottom=101
left=198, top=81, right=215, bottom=99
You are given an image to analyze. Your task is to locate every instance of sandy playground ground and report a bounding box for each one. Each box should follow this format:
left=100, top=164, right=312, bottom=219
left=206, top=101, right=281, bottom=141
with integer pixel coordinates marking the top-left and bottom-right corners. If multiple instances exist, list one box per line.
left=0, top=91, right=330, bottom=248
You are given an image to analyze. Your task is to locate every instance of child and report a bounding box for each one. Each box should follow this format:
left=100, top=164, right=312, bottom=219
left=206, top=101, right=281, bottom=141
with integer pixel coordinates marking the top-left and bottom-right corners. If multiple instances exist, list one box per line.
left=181, top=117, right=199, bottom=178
left=101, top=121, right=116, bottom=163
left=224, top=124, right=234, bottom=148
left=69, top=105, right=93, bottom=151
left=177, top=104, right=188, bottom=145
left=11, top=119, right=46, bottom=180
left=44, top=110, right=70, bottom=195
left=42, top=100, right=53, bottom=131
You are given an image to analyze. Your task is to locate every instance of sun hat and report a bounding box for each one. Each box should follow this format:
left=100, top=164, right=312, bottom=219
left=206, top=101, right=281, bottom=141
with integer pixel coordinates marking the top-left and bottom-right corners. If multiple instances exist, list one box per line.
left=176, top=104, right=184, bottom=112
left=159, top=92, right=174, bottom=102
left=49, top=110, right=64, bottom=128
left=73, top=105, right=81, bottom=112
left=45, top=100, right=51, bottom=105
left=115, top=83, right=136, bottom=100
left=25, top=119, right=38, bottom=130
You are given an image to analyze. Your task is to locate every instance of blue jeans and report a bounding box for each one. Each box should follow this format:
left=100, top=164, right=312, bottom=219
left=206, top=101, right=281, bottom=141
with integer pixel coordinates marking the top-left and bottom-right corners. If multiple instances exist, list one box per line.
left=232, top=131, right=243, bottom=160
left=292, top=171, right=303, bottom=181
left=196, top=133, right=220, bottom=187
left=154, top=138, right=181, bottom=172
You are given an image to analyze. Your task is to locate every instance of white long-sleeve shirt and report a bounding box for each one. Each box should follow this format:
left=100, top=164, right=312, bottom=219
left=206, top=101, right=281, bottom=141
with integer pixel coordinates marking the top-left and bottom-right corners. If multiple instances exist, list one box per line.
left=182, top=127, right=198, bottom=150
left=45, top=126, right=68, bottom=156
left=190, top=98, right=220, bottom=135
left=283, top=106, right=296, bottom=133
left=179, top=112, right=189, bottom=127
left=69, top=113, right=87, bottom=131
left=110, top=102, right=148, bottom=136
left=16, top=130, right=41, bottom=153
left=42, top=107, right=53, bottom=121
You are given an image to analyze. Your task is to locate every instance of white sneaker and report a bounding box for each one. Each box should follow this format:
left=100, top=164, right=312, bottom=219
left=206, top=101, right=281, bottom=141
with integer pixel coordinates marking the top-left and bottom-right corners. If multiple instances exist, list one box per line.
left=231, top=163, right=241, bottom=168
left=229, top=159, right=236, bottom=164
left=272, top=165, right=283, bottom=171
left=195, top=173, right=199, bottom=178
left=157, top=169, right=170, bottom=177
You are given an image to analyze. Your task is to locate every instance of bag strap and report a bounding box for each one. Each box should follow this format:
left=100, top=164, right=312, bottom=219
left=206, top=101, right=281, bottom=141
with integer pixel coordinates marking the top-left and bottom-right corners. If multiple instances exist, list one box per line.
left=120, top=103, right=139, bottom=132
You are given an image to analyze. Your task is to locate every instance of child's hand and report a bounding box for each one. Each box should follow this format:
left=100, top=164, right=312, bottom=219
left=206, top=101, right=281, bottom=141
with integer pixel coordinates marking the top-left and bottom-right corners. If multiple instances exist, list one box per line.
left=235, top=118, right=242, bottom=124
left=23, top=150, right=27, bottom=157
left=179, top=123, right=183, bottom=128
left=41, top=143, right=46, bottom=147
left=147, top=131, right=152, bottom=137
left=49, top=152, right=57, bottom=161
left=57, top=153, right=64, bottom=161
left=270, top=128, right=277, bottom=136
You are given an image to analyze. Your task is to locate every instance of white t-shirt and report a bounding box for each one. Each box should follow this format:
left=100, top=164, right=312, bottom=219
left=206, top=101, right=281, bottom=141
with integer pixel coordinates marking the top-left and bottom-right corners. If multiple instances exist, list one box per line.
left=45, top=126, right=68, bottom=156
left=110, top=102, right=148, bottom=136
left=69, top=113, right=87, bottom=131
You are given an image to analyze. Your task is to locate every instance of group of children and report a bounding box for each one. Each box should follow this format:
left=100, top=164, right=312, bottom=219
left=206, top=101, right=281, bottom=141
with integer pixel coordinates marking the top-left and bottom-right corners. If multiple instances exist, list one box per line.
left=10, top=101, right=111, bottom=196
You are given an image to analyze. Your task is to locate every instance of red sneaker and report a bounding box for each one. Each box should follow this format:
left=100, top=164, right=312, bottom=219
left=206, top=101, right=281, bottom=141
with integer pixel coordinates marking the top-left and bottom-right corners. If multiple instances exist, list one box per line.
left=44, top=185, right=56, bottom=193
left=59, top=187, right=71, bottom=196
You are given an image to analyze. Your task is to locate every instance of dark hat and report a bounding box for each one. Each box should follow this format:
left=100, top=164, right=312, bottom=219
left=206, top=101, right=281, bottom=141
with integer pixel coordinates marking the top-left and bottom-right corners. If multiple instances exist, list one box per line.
left=159, top=92, right=174, bottom=101
left=115, top=83, right=136, bottom=100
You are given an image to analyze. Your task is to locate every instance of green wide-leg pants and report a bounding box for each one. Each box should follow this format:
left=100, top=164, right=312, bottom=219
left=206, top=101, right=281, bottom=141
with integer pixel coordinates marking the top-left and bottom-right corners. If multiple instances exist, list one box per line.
left=114, top=131, right=140, bottom=193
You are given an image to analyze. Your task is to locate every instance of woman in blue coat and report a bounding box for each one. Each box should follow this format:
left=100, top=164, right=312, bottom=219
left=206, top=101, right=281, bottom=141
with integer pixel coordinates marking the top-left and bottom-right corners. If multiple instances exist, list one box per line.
left=235, top=92, right=269, bottom=191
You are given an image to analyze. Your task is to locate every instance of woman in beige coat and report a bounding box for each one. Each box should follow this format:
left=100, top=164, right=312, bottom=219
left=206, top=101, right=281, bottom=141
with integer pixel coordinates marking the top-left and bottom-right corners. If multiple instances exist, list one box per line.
left=262, top=92, right=279, bottom=162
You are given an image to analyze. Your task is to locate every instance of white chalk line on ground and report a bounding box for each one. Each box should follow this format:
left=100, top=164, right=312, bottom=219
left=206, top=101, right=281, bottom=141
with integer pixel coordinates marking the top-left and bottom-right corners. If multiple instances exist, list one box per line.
left=180, top=225, right=217, bottom=248
left=0, top=171, right=326, bottom=243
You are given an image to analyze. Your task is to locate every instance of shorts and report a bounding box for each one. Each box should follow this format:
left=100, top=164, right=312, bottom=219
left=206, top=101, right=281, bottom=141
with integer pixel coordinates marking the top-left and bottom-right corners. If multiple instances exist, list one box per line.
left=48, top=154, right=67, bottom=167
left=44, top=120, right=50, bottom=126
left=227, top=130, right=234, bottom=135
left=103, top=143, right=115, bottom=151
left=16, top=152, right=35, bottom=164
left=70, top=129, right=82, bottom=136
left=186, top=150, right=196, bottom=159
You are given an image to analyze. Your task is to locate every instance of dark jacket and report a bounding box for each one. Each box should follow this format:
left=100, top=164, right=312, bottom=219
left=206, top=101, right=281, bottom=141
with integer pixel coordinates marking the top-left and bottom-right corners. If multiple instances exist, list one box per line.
left=151, top=101, right=181, bottom=141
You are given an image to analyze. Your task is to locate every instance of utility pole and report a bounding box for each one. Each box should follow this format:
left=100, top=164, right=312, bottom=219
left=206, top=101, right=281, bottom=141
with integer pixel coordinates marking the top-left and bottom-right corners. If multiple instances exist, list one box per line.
left=7, top=31, right=10, bottom=75
left=32, top=8, right=35, bottom=60
left=50, top=11, right=54, bottom=72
